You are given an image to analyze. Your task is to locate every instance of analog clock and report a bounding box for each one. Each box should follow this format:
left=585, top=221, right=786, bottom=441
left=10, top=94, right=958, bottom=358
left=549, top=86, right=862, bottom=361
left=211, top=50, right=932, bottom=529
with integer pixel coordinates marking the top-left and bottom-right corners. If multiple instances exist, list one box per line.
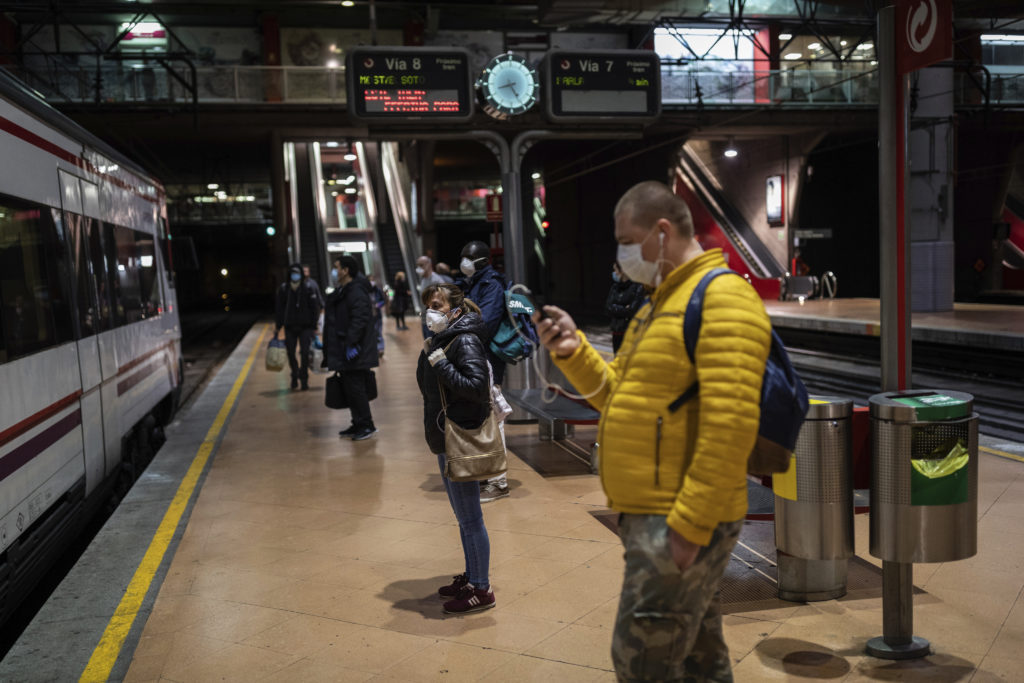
left=477, top=53, right=538, bottom=119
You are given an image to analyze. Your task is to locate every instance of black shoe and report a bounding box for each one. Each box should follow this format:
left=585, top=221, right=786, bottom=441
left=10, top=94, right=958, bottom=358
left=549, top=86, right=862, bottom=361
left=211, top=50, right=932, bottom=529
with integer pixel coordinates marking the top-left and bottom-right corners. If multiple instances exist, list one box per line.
left=339, top=425, right=357, bottom=437
left=350, top=427, right=377, bottom=441
left=290, top=377, right=299, bottom=390
left=300, top=380, right=309, bottom=391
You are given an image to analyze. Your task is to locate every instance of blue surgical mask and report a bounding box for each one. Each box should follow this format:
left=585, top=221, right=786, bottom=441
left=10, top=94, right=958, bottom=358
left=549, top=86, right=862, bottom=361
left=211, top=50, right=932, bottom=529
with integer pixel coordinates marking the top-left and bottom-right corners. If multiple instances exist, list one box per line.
left=611, top=271, right=621, bottom=282
left=290, top=272, right=302, bottom=283
left=330, top=268, right=338, bottom=282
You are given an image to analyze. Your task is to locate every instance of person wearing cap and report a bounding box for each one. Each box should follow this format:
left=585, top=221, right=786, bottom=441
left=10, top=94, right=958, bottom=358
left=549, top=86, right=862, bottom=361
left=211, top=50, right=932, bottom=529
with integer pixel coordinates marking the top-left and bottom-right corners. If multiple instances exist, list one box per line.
left=275, top=263, right=324, bottom=391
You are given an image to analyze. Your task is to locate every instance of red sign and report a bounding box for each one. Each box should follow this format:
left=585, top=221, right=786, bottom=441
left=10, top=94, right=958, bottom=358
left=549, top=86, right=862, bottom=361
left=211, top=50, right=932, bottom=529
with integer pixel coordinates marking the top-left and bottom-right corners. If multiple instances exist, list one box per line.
left=485, top=194, right=502, bottom=222
left=896, top=0, right=952, bottom=74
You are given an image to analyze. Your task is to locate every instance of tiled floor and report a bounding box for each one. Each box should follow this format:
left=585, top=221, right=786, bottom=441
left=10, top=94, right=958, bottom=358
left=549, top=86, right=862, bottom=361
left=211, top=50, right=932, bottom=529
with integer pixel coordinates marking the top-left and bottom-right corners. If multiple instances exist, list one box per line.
left=125, top=323, right=1024, bottom=682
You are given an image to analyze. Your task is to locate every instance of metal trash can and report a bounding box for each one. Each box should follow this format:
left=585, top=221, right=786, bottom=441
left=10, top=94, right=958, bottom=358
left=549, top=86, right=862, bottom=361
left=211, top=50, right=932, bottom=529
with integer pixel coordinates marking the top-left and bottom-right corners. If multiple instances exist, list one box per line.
left=774, top=396, right=854, bottom=601
left=870, top=390, right=978, bottom=563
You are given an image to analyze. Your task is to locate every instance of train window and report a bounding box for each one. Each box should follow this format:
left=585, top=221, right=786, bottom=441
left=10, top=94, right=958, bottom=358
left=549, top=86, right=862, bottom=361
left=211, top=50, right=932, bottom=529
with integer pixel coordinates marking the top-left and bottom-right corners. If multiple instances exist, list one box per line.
left=101, top=223, right=126, bottom=327
left=104, top=223, right=162, bottom=324
left=0, top=195, right=75, bottom=361
left=88, top=219, right=113, bottom=331
left=65, top=212, right=109, bottom=336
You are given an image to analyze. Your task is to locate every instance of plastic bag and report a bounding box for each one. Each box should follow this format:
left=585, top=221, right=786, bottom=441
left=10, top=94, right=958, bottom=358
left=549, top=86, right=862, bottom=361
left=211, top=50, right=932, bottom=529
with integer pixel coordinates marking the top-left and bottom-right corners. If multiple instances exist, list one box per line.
left=912, top=440, right=970, bottom=479
left=265, top=338, right=287, bottom=372
left=311, top=347, right=329, bottom=373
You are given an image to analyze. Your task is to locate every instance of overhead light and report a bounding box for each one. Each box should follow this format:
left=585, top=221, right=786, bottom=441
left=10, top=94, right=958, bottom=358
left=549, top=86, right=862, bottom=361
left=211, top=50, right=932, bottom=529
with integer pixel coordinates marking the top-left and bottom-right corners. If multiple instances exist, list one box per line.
left=783, top=52, right=802, bottom=60
left=531, top=172, right=541, bottom=180
left=140, top=255, right=153, bottom=268
left=326, top=59, right=339, bottom=68
left=981, top=34, right=1024, bottom=42
left=342, top=175, right=356, bottom=185
left=344, top=152, right=358, bottom=161
left=326, top=141, right=339, bottom=148
left=779, top=33, right=792, bottom=40
left=808, top=42, right=821, bottom=50
left=345, top=187, right=357, bottom=194
left=266, top=226, right=276, bottom=236
left=331, top=191, right=339, bottom=196
left=870, top=60, right=878, bottom=66
left=723, top=138, right=738, bottom=158
left=859, top=43, right=874, bottom=50
left=341, top=0, right=355, bottom=6
left=840, top=40, right=848, bottom=46
left=220, top=268, right=228, bottom=276
left=207, top=183, right=218, bottom=190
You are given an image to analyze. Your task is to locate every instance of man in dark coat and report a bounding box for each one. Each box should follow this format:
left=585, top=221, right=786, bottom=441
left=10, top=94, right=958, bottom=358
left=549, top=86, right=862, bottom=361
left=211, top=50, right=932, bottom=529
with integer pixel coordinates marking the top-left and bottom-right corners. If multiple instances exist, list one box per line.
left=324, top=255, right=379, bottom=440
left=275, top=263, right=324, bottom=390
left=456, top=240, right=510, bottom=502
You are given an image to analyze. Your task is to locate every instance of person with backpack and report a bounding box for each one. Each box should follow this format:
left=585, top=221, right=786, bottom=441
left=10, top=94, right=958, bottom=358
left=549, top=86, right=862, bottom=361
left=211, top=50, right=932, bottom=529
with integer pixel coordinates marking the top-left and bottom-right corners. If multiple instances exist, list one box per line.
left=274, top=263, right=324, bottom=391
left=456, top=240, right=511, bottom=502
left=534, top=181, right=774, bottom=682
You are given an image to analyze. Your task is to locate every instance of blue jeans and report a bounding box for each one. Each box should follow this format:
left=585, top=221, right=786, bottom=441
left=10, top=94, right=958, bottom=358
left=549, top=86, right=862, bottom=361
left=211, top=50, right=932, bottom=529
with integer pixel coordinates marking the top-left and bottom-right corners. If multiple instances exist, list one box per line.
left=435, top=451, right=490, bottom=589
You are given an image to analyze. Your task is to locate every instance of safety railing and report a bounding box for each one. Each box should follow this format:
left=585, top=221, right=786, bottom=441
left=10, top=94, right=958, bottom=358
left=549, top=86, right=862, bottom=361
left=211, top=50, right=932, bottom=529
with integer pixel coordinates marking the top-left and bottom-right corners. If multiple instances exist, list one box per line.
left=7, top=62, right=1024, bottom=108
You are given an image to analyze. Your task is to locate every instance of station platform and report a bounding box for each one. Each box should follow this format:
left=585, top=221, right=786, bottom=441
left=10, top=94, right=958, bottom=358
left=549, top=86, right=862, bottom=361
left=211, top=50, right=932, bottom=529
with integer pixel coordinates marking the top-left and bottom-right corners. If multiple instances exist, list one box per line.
left=764, top=298, right=1024, bottom=352
left=3, top=321, right=1024, bottom=682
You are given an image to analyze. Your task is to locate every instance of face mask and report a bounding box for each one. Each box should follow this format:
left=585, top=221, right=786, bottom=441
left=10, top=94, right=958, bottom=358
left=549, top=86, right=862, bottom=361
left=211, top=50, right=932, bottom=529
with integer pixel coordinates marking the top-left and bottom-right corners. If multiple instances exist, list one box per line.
left=425, top=308, right=453, bottom=333
left=330, top=268, right=338, bottom=282
left=616, top=229, right=662, bottom=287
left=460, top=257, right=476, bottom=277
left=611, top=270, right=621, bottom=283
left=415, top=266, right=425, bottom=278
left=290, top=272, right=302, bottom=283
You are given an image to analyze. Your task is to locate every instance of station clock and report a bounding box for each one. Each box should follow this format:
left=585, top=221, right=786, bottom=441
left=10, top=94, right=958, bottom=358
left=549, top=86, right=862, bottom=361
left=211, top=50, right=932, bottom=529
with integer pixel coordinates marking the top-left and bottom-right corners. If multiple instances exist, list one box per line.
left=476, top=52, right=538, bottom=119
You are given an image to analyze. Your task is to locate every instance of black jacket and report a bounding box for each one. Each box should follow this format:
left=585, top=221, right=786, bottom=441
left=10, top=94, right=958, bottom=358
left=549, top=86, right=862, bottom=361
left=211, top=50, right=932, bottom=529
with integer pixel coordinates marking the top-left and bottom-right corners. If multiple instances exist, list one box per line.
left=416, top=312, right=491, bottom=454
left=605, top=279, right=647, bottom=335
left=275, top=280, right=323, bottom=330
left=324, top=274, right=379, bottom=371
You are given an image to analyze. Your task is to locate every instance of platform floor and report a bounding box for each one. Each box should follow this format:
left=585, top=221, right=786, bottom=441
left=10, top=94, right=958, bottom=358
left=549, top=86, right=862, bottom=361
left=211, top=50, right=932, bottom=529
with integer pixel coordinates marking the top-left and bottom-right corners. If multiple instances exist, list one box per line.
left=10, top=320, right=1024, bottom=682
left=764, top=298, right=1024, bottom=352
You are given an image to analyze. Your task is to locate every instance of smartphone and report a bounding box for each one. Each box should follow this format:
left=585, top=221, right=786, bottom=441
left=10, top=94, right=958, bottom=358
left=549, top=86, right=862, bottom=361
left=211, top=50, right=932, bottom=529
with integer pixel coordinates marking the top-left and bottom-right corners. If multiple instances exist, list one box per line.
left=522, top=289, right=550, bottom=319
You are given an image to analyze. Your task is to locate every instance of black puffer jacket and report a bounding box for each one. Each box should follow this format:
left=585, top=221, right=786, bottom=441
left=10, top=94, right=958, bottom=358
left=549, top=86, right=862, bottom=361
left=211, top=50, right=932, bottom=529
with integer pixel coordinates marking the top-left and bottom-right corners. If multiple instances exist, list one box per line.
left=416, top=311, right=491, bottom=455
left=324, top=274, right=380, bottom=371
left=605, top=279, right=648, bottom=335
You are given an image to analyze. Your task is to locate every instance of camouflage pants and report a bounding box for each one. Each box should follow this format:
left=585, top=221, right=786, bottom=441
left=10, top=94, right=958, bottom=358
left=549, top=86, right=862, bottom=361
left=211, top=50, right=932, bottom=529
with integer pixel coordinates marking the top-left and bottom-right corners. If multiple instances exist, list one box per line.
left=612, top=514, right=743, bottom=683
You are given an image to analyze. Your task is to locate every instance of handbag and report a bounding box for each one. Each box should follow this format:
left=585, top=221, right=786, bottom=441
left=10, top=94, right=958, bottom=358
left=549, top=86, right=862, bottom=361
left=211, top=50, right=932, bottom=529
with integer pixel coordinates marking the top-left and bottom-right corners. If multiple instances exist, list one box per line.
left=437, top=344, right=507, bottom=482
left=325, top=373, right=348, bottom=409
left=265, top=338, right=287, bottom=372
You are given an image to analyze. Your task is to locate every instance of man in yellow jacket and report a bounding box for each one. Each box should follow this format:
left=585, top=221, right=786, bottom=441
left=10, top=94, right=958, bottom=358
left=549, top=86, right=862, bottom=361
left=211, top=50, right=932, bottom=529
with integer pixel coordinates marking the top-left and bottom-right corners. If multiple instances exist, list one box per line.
left=536, top=181, right=772, bottom=682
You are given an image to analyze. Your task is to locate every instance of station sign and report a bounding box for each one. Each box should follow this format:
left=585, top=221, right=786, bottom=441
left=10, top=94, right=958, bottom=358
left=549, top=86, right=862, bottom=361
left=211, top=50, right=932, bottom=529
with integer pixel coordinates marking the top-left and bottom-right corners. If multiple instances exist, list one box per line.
left=346, top=47, right=474, bottom=122
left=543, top=49, right=661, bottom=123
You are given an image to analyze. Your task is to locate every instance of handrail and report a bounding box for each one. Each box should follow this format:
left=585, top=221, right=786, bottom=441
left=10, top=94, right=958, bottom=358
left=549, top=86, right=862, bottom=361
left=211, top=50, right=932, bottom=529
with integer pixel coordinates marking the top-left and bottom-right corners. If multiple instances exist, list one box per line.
left=6, top=62, right=1024, bottom=108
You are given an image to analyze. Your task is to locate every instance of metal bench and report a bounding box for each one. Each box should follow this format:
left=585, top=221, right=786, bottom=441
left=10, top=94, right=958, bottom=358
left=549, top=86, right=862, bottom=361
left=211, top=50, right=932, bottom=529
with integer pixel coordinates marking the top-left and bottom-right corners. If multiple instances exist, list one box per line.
left=504, top=388, right=599, bottom=441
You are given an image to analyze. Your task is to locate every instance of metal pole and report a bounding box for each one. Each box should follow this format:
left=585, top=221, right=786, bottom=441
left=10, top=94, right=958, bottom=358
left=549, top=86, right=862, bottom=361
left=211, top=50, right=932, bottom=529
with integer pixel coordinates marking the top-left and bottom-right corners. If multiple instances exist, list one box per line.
left=867, top=5, right=929, bottom=661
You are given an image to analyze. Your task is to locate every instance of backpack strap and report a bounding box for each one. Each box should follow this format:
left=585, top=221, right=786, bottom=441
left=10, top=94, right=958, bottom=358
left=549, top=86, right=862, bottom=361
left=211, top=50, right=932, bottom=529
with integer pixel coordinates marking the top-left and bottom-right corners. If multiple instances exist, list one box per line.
left=668, top=267, right=737, bottom=414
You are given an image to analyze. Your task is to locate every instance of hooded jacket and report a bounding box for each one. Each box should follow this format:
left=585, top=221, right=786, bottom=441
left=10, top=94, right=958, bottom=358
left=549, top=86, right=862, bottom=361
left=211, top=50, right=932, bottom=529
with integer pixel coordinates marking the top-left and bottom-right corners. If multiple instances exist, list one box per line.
left=324, top=273, right=380, bottom=371
left=415, top=311, right=491, bottom=455
left=553, top=249, right=772, bottom=546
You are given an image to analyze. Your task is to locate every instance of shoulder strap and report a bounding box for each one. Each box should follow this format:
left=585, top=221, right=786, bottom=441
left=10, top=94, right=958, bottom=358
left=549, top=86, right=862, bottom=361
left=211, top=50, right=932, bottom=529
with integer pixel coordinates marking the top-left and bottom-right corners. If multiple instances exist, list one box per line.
left=668, top=268, right=737, bottom=413
left=436, top=340, right=459, bottom=412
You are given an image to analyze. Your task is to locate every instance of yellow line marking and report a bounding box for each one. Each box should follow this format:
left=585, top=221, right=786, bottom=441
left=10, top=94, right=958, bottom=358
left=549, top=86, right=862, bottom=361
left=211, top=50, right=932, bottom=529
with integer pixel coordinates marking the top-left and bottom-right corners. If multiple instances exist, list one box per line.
left=980, top=445, right=1024, bottom=463
left=80, top=324, right=269, bottom=683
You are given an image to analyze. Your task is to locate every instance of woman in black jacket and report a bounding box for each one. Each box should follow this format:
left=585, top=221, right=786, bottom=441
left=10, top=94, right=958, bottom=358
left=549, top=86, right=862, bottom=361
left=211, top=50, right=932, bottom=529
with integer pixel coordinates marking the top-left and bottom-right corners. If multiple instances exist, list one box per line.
left=605, top=261, right=648, bottom=354
left=415, top=283, right=495, bottom=614
left=391, top=271, right=412, bottom=330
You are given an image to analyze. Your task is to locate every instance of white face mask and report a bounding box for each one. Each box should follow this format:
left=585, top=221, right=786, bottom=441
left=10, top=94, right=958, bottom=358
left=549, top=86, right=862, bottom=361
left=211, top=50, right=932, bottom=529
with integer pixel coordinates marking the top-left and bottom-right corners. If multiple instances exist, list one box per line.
left=425, top=308, right=458, bottom=333
left=415, top=266, right=425, bottom=278
left=460, top=257, right=476, bottom=277
left=616, top=228, right=662, bottom=287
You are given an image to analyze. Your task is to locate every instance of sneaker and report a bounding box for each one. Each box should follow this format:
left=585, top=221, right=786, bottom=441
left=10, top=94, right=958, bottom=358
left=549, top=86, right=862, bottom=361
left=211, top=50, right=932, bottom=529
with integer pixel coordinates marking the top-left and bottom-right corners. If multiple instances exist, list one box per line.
left=479, top=483, right=510, bottom=503
left=338, top=425, right=357, bottom=437
left=438, top=573, right=470, bottom=598
left=300, top=380, right=309, bottom=391
left=443, top=585, right=495, bottom=614
left=290, top=377, right=299, bottom=390
left=350, top=427, right=377, bottom=441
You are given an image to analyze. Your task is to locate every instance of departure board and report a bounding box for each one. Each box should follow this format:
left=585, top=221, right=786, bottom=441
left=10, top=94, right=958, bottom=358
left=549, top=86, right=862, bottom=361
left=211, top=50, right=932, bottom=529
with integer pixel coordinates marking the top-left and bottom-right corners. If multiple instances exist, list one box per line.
left=544, top=50, right=661, bottom=123
left=347, top=47, right=474, bottom=121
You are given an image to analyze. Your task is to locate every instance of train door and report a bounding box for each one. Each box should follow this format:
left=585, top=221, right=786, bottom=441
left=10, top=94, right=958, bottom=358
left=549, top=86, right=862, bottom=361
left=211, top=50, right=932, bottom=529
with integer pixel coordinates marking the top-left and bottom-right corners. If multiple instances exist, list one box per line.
left=58, top=170, right=106, bottom=494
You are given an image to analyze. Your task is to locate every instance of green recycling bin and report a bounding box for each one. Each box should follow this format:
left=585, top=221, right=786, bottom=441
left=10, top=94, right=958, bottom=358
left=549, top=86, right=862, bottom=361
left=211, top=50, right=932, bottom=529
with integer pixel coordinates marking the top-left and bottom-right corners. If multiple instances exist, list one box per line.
left=869, top=390, right=978, bottom=563
left=774, top=396, right=854, bottom=601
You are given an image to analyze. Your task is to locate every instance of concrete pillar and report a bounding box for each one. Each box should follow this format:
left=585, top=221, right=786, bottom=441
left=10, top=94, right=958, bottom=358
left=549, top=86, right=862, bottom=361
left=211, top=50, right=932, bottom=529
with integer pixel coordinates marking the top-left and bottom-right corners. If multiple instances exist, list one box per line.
left=909, top=67, right=955, bottom=312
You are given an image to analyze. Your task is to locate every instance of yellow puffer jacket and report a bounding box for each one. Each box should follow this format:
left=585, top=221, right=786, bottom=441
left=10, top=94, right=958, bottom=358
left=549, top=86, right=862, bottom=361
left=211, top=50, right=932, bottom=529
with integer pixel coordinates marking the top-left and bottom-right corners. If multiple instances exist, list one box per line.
left=554, top=249, right=771, bottom=545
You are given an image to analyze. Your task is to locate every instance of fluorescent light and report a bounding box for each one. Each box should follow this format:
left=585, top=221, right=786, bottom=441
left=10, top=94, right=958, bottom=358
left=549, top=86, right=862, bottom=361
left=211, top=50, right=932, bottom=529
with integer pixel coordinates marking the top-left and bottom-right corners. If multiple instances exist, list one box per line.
left=779, top=33, right=792, bottom=40
left=326, top=59, right=339, bottom=68
left=344, top=187, right=357, bottom=194
left=331, top=191, right=339, bottom=196
left=329, top=241, right=367, bottom=252
left=326, top=141, right=339, bottom=147
left=207, top=183, right=218, bottom=190
left=859, top=43, right=874, bottom=50
left=981, top=34, right=1024, bottom=42
left=840, top=40, right=848, bottom=46
left=344, top=152, right=357, bottom=161
left=140, top=255, right=154, bottom=268
left=531, top=172, right=541, bottom=180
left=343, top=175, right=356, bottom=185
left=118, top=264, right=126, bottom=272
left=808, top=42, right=821, bottom=50
left=783, top=52, right=803, bottom=60
left=341, top=0, right=355, bottom=6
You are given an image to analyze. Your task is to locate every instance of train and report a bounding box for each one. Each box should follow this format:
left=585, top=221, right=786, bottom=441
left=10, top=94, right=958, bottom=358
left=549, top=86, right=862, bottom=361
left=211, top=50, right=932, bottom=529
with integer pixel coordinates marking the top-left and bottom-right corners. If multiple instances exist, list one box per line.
left=0, top=68, right=181, bottom=626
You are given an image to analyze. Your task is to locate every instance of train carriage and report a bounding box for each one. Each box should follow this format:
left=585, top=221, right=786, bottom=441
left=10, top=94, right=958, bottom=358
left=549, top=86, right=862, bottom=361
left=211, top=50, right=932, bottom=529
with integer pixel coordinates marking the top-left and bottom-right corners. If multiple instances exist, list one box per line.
left=0, top=68, right=181, bottom=625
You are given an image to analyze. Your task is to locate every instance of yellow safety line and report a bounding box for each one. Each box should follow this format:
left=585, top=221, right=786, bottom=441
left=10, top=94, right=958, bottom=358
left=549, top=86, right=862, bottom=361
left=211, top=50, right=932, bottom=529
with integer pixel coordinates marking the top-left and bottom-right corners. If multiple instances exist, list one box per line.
left=980, top=445, right=1024, bottom=463
left=80, top=324, right=269, bottom=683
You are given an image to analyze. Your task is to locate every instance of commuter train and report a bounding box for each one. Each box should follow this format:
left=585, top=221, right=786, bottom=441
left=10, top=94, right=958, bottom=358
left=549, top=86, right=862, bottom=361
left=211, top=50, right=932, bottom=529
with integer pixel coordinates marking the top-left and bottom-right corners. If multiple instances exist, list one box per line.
left=0, top=69, right=181, bottom=625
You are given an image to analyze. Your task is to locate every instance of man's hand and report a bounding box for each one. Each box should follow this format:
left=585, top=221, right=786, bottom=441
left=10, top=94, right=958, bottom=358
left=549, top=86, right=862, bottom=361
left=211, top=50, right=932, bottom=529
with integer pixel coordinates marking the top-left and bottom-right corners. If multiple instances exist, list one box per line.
left=668, top=526, right=702, bottom=572
left=533, top=306, right=581, bottom=358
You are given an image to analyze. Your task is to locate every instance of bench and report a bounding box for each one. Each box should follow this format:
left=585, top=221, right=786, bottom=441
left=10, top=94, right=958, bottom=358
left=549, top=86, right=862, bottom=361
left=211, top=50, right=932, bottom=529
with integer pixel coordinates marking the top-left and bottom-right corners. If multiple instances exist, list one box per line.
left=504, top=388, right=600, bottom=440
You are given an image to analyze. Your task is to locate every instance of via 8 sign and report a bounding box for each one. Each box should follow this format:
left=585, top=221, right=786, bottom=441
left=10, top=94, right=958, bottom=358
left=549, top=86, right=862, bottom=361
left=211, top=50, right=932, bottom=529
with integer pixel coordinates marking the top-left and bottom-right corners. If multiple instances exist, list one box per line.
left=347, top=47, right=474, bottom=122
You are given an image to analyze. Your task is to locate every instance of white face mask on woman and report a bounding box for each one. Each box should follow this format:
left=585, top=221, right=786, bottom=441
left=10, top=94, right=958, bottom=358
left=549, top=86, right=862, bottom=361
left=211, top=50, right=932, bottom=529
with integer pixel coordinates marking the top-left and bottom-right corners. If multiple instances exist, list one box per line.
left=616, top=228, right=663, bottom=287
left=425, top=307, right=459, bottom=333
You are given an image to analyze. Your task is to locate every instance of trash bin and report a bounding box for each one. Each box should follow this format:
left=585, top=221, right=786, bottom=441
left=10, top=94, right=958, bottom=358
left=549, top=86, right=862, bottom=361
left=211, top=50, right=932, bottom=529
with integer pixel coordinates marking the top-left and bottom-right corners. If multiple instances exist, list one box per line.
left=869, top=390, right=978, bottom=563
left=774, top=396, right=854, bottom=601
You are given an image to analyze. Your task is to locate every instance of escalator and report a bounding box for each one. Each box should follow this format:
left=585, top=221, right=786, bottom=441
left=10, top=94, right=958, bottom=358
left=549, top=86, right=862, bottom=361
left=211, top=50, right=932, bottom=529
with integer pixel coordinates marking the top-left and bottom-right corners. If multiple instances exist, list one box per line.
left=360, top=142, right=417, bottom=295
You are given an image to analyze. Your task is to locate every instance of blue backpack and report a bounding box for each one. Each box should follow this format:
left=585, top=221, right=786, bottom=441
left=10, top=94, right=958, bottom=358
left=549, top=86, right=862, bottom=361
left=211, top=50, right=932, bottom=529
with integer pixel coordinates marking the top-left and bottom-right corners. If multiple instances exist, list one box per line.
left=488, top=285, right=540, bottom=365
left=669, top=268, right=809, bottom=475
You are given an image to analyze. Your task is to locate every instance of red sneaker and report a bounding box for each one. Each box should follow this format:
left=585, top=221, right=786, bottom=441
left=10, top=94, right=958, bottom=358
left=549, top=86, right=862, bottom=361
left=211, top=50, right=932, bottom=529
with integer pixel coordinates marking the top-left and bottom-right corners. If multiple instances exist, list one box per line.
left=443, top=585, right=495, bottom=614
left=438, top=573, right=470, bottom=598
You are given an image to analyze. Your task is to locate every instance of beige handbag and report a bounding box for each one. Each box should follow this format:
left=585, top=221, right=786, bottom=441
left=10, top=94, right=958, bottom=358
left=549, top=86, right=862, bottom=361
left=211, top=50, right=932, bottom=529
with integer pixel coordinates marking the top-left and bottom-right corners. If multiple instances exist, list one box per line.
left=437, top=347, right=507, bottom=482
